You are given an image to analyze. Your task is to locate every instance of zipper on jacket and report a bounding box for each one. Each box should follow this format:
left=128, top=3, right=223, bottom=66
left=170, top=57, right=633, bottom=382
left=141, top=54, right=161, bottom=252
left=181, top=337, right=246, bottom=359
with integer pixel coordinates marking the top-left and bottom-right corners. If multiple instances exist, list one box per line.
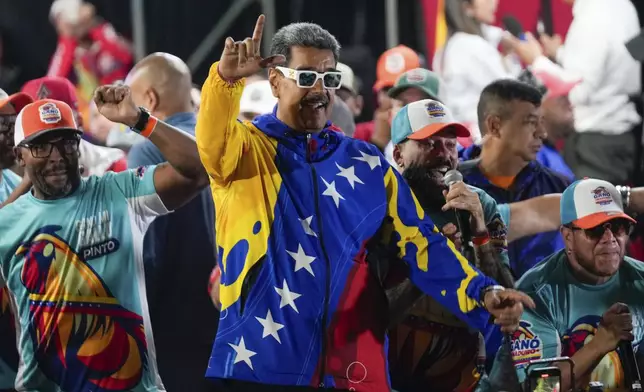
left=307, top=132, right=332, bottom=388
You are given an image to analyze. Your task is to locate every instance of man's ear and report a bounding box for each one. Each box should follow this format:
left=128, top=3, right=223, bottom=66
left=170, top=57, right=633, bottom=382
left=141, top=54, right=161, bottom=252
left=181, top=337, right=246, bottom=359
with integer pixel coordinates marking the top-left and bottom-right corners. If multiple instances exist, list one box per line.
left=14, top=147, right=25, bottom=168
left=560, top=226, right=573, bottom=244
left=485, top=114, right=502, bottom=138
left=145, top=88, right=160, bottom=113
left=268, top=68, right=280, bottom=98
left=393, top=144, right=404, bottom=169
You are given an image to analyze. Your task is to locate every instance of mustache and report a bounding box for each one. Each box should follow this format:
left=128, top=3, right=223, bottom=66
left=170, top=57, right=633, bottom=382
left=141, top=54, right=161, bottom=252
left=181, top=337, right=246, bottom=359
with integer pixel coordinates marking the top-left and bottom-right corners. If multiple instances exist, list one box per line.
left=301, top=93, right=329, bottom=105
left=41, top=164, right=73, bottom=176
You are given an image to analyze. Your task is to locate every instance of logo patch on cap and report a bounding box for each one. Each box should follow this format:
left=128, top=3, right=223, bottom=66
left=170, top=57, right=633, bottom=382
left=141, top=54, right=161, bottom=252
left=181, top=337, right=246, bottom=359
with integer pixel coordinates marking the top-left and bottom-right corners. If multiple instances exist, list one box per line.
left=385, top=53, right=405, bottom=74
left=591, top=186, right=613, bottom=206
left=38, top=103, right=62, bottom=125
left=406, top=69, right=427, bottom=83
left=425, top=101, right=445, bottom=118
left=36, top=83, right=51, bottom=99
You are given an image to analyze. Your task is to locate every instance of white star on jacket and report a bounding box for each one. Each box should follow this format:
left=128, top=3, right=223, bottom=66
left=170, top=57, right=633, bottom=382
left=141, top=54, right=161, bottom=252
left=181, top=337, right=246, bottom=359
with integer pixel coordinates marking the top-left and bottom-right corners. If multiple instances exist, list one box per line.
left=255, top=309, right=285, bottom=344
left=275, top=279, right=302, bottom=313
left=335, top=162, right=364, bottom=189
left=299, top=216, right=317, bottom=237
left=353, top=151, right=381, bottom=170
left=321, top=177, right=345, bottom=207
left=287, top=244, right=316, bottom=276
left=228, top=337, right=257, bottom=370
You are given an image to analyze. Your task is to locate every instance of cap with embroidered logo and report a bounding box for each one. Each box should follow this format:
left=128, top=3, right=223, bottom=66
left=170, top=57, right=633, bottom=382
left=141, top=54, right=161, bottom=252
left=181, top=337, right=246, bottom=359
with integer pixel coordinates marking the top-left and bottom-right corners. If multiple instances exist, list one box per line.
left=14, top=99, right=82, bottom=146
left=561, top=178, right=636, bottom=229
left=388, top=68, right=441, bottom=101
left=391, top=99, right=470, bottom=145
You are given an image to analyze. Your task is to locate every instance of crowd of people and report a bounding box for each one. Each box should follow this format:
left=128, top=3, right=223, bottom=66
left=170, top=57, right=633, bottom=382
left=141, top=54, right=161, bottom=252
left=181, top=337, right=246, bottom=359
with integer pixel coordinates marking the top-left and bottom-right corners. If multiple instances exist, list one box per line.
left=0, top=0, right=643, bottom=391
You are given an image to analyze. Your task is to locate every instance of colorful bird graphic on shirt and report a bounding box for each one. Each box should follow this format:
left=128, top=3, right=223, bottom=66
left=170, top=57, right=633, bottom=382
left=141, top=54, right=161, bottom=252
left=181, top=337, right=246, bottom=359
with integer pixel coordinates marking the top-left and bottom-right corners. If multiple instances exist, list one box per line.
left=16, top=225, right=147, bottom=392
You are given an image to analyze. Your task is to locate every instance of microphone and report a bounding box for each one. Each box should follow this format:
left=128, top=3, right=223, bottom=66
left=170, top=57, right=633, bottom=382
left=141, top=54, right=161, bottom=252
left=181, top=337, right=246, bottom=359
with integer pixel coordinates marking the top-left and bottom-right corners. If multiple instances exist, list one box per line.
left=443, top=170, right=473, bottom=254
left=619, top=338, right=642, bottom=391
left=502, top=15, right=525, bottom=40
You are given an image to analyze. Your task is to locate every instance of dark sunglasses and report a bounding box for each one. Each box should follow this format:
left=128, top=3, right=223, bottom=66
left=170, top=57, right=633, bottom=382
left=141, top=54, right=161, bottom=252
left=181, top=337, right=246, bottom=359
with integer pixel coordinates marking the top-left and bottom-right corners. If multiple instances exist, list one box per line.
left=275, top=66, right=343, bottom=89
left=566, top=219, right=634, bottom=240
left=20, top=137, right=80, bottom=159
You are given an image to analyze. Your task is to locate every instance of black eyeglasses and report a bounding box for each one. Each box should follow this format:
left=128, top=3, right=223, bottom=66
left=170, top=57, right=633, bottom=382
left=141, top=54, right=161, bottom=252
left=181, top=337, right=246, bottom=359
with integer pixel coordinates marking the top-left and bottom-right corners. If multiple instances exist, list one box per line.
left=566, top=219, right=634, bottom=240
left=20, top=138, right=80, bottom=159
left=275, top=66, right=343, bottom=89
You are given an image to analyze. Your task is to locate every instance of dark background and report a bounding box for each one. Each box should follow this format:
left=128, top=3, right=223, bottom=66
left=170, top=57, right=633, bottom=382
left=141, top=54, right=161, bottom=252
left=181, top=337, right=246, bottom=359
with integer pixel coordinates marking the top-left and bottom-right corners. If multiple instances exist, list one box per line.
left=1, top=0, right=643, bottom=122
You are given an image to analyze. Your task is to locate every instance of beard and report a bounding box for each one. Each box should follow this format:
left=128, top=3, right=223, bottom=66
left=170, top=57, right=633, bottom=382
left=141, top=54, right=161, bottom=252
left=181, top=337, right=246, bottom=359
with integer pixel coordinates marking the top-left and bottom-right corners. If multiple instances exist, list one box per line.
left=402, top=163, right=449, bottom=210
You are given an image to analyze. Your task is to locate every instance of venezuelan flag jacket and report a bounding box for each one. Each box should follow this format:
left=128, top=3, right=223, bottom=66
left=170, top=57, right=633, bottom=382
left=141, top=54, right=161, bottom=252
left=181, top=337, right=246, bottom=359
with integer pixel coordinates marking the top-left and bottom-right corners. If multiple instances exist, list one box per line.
left=196, top=62, right=498, bottom=391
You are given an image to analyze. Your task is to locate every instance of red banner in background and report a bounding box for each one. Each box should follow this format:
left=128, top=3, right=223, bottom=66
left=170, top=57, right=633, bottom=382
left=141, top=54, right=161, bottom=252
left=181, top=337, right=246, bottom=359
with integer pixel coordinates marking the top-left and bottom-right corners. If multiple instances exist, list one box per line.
left=421, top=0, right=573, bottom=66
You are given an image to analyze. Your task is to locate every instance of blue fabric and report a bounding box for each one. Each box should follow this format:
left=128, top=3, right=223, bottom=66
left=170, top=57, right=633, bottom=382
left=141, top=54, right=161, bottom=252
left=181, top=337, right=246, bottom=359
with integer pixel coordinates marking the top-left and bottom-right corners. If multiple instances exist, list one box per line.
left=204, top=111, right=498, bottom=389
left=459, top=143, right=482, bottom=161
left=536, top=143, right=575, bottom=182
left=126, top=112, right=218, bottom=391
left=461, top=160, right=570, bottom=278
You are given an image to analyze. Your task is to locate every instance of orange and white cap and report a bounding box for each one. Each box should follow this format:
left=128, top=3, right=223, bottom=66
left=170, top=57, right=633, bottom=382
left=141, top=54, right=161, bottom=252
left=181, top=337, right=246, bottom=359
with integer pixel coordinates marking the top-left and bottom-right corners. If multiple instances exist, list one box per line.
left=14, top=99, right=81, bottom=146
left=374, top=45, right=421, bottom=91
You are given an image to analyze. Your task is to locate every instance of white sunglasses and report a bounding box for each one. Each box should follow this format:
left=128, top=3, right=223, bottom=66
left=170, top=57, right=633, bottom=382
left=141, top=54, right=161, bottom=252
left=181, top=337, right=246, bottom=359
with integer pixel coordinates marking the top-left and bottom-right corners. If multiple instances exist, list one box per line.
left=275, top=66, right=343, bottom=89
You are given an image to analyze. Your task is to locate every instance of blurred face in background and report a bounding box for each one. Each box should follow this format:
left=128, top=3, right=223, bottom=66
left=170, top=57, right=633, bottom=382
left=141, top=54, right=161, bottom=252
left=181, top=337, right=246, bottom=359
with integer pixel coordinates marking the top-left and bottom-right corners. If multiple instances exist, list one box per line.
left=493, top=100, right=546, bottom=162
left=336, top=88, right=363, bottom=118
left=465, top=0, right=498, bottom=25
left=269, top=46, right=337, bottom=131
left=542, top=94, right=575, bottom=141
left=391, top=88, right=433, bottom=118
left=0, top=104, right=17, bottom=169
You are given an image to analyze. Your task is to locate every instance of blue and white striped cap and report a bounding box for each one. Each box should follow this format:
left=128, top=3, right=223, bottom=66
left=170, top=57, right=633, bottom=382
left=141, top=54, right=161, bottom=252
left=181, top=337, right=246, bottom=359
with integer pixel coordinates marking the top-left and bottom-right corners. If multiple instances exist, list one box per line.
left=391, top=99, right=470, bottom=145
left=561, top=178, right=635, bottom=229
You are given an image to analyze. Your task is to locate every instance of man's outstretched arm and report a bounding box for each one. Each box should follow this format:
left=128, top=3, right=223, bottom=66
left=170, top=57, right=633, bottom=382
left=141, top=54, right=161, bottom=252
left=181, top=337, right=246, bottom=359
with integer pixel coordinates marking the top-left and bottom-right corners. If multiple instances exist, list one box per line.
left=381, top=162, right=533, bottom=333
left=94, top=85, right=208, bottom=210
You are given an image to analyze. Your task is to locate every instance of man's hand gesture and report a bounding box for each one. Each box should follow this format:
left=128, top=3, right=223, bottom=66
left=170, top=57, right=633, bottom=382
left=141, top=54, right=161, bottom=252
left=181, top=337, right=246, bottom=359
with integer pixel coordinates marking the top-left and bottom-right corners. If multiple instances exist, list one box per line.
left=483, top=288, right=536, bottom=333
left=93, top=85, right=140, bottom=128
left=218, top=14, right=286, bottom=81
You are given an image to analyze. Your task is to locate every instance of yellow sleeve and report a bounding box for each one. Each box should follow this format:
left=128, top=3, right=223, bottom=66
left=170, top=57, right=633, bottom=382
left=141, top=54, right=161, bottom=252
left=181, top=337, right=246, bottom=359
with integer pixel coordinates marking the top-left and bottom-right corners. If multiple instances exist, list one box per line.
left=195, top=61, right=251, bottom=186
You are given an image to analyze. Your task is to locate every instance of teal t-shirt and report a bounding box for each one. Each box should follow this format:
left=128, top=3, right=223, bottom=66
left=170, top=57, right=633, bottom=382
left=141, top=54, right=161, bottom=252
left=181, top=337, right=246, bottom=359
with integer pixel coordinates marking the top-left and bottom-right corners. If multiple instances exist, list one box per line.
left=490, top=249, right=644, bottom=390
left=0, top=168, right=22, bottom=389
left=0, top=169, right=21, bottom=202
left=0, top=166, right=169, bottom=392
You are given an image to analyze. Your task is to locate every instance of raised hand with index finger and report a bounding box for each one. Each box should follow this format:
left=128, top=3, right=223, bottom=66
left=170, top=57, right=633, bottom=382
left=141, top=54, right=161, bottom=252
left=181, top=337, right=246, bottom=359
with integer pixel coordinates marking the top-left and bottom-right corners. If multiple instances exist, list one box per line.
left=218, top=14, right=286, bottom=81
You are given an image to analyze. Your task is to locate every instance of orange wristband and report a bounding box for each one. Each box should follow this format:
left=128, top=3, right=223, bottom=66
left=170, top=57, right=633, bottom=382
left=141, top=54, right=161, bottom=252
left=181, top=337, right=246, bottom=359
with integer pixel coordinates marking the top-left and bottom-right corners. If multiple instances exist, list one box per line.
left=472, top=235, right=490, bottom=247
left=139, top=116, right=158, bottom=138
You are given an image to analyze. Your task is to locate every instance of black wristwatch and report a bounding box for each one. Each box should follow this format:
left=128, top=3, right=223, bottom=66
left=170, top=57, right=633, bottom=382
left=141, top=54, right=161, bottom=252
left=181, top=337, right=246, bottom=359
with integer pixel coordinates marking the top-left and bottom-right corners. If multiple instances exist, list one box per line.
left=131, top=107, right=151, bottom=134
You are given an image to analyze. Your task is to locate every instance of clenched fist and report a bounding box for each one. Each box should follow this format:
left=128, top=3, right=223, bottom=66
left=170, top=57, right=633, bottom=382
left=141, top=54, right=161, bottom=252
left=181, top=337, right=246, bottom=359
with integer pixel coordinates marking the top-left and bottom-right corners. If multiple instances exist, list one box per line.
left=218, top=14, right=286, bottom=81
left=93, top=85, right=140, bottom=128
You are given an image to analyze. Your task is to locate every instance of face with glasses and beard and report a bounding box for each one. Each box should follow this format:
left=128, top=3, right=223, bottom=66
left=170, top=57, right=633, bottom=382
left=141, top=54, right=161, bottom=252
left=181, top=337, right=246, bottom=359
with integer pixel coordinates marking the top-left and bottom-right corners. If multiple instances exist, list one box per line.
left=15, top=131, right=82, bottom=200
left=393, top=128, right=460, bottom=208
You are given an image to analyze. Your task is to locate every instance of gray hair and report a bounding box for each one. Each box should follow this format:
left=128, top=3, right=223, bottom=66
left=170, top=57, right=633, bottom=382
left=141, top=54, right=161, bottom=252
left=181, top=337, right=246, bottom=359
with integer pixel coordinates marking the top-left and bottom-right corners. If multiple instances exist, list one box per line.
left=270, top=23, right=341, bottom=63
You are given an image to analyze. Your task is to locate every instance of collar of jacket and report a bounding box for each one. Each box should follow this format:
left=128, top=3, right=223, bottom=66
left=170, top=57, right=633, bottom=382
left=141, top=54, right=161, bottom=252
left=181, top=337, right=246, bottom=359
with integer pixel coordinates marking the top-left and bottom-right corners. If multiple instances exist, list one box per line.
left=252, top=107, right=344, bottom=162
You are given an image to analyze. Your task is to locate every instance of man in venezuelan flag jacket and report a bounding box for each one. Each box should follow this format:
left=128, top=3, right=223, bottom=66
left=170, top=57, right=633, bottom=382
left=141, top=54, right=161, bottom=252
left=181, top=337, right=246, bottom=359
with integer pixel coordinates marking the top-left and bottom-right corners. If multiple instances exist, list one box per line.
left=196, top=16, right=533, bottom=392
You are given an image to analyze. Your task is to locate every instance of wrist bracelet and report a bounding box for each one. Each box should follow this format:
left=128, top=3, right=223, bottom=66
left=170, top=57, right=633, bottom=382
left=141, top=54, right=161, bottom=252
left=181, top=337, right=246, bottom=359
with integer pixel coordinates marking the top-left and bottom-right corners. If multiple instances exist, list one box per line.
left=481, top=285, right=505, bottom=309
left=472, top=235, right=491, bottom=247
left=616, top=185, right=631, bottom=209
left=139, top=116, right=158, bottom=138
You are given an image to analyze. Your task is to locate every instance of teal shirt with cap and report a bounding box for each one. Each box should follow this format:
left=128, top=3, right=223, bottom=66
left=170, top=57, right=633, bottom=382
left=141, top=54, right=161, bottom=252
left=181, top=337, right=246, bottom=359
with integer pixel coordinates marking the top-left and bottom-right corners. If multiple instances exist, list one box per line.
left=488, top=249, right=644, bottom=389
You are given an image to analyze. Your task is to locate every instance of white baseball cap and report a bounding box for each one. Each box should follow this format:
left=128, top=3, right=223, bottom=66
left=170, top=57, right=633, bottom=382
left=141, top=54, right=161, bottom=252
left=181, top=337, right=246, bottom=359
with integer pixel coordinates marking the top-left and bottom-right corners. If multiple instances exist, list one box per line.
left=239, top=80, right=277, bottom=116
left=561, top=178, right=636, bottom=229
left=50, top=0, right=82, bottom=24
left=336, top=62, right=357, bottom=95
left=391, top=99, right=470, bottom=145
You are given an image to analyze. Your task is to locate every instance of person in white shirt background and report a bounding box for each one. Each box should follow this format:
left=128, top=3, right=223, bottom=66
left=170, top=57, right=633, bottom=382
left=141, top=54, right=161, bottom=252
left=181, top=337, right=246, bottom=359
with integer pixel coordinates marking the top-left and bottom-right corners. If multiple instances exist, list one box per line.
left=512, top=0, right=642, bottom=185
left=433, top=0, right=527, bottom=141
